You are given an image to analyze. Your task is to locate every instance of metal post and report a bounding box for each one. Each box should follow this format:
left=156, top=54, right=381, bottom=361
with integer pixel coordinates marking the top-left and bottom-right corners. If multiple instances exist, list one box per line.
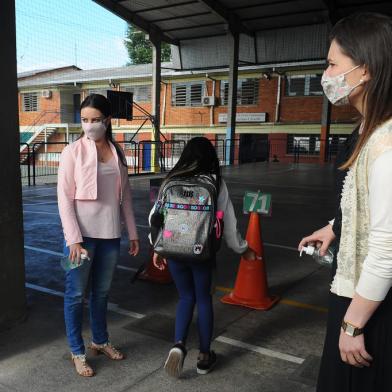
left=151, top=35, right=161, bottom=172
left=320, top=94, right=331, bottom=163
left=225, top=31, right=239, bottom=165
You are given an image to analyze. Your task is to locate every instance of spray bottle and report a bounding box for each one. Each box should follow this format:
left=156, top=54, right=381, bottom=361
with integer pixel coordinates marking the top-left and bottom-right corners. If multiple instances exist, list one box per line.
left=300, top=245, right=334, bottom=267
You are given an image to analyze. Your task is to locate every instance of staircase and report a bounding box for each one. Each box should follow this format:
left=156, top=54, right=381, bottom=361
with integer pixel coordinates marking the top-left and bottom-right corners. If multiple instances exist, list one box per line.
left=20, top=126, right=59, bottom=164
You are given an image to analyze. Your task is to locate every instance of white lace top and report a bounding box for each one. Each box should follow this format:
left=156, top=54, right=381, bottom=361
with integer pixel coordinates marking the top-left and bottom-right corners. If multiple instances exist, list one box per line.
left=331, top=118, right=392, bottom=300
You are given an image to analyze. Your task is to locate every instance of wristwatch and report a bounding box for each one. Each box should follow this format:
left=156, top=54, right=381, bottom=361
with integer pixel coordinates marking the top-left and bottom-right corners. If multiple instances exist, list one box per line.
left=341, top=320, right=364, bottom=337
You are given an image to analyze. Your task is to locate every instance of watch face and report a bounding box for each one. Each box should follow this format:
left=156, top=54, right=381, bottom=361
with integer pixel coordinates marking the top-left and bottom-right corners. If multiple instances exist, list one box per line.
left=345, top=324, right=355, bottom=336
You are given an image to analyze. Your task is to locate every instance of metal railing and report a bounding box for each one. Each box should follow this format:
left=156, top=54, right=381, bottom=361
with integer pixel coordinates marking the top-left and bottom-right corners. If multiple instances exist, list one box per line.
left=32, top=141, right=69, bottom=185
left=20, top=136, right=346, bottom=186
left=20, top=143, right=31, bottom=186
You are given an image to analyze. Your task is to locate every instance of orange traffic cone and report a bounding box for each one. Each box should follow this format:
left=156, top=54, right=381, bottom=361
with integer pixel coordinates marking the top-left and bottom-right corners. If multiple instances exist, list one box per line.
left=138, top=249, right=172, bottom=284
left=221, top=212, right=279, bottom=310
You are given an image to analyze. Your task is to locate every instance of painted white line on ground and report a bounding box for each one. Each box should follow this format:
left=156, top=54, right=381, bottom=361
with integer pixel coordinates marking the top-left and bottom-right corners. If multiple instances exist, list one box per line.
left=23, top=208, right=150, bottom=230
left=25, top=283, right=145, bottom=319
left=26, top=282, right=305, bottom=362
left=26, top=283, right=64, bottom=297
left=24, top=245, right=139, bottom=273
left=22, top=186, right=56, bottom=193
left=23, top=193, right=57, bottom=199
left=23, top=201, right=58, bottom=206
left=24, top=210, right=59, bottom=216
left=117, top=265, right=138, bottom=272
left=24, top=245, right=63, bottom=256
left=107, top=303, right=145, bottom=319
left=215, top=336, right=305, bottom=365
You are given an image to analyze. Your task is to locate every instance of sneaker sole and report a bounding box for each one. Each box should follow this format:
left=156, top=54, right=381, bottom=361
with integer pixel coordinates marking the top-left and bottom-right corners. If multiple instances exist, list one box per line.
left=197, top=360, right=216, bottom=375
left=164, top=348, right=184, bottom=378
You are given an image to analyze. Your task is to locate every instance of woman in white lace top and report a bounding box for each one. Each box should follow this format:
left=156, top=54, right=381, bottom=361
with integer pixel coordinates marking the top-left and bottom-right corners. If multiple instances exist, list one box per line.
left=298, top=12, right=392, bottom=392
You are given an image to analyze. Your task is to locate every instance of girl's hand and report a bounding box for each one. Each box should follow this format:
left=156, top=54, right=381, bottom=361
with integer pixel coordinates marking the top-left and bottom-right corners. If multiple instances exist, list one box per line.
left=298, top=224, right=336, bottom=256
left=153, top=252, right=167, bottom=270
left=242, top=247, right=257, bottom=261
left=128, top=239, right=140, bottom=256
left=69, top=243, right=88, bottom=262
left=339, top=329, right=373, bottom=368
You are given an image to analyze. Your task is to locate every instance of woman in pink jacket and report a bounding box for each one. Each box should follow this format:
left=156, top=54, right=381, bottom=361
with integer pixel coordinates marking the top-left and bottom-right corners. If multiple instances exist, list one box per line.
left=57, top=94, right=139, bottom=377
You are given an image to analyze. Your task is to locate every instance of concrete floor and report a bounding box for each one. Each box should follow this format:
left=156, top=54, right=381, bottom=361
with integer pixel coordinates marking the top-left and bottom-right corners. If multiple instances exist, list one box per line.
left=0, top=162, right=337, bottom=392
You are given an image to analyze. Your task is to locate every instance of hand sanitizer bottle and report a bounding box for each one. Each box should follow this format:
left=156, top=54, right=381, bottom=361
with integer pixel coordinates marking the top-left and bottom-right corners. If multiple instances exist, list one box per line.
left=61, top=253, right=90, bottom=272
left=300, top=245, right=334, bottom=266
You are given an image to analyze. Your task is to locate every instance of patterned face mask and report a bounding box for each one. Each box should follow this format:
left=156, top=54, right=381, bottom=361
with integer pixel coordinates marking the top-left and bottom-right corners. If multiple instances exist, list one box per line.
left=321, top=65, right=363, bottom=106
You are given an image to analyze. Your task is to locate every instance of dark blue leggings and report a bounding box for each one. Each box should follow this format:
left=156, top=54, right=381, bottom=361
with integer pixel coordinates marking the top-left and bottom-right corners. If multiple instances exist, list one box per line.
left=168, top=260, right=213, bottom=353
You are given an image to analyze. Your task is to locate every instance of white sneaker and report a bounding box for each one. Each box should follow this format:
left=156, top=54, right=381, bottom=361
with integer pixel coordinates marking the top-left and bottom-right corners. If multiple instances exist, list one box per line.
left=164, top=343, right=187, bottom=378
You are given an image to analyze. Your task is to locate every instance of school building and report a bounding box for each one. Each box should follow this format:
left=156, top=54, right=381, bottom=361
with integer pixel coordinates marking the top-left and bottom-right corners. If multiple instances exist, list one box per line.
left=17, top=61, right=358, bottom=164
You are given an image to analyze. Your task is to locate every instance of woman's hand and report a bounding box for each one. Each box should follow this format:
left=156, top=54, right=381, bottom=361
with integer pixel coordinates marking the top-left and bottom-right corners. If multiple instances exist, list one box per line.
left=339, top=329, right=373, bottom=368
left=298, top=224, right=336, bottom=256
left=153, top=252, right=167, bottom=270
left=128, top=239, right=140, bottom=256
left=69, top=243, right=88, bottom=262
left=242, top=247, right=257, bottom=261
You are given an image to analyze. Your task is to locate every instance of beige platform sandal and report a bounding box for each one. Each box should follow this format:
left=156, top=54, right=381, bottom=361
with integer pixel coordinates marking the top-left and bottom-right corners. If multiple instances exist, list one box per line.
left=88, top=342, right=125, bottom=360
left=71, top=353, right=95, bottom=377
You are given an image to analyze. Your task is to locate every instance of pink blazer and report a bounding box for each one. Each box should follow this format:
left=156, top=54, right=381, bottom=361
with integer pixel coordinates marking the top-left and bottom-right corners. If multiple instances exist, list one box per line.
left=57, top=135, right=138, bottom=246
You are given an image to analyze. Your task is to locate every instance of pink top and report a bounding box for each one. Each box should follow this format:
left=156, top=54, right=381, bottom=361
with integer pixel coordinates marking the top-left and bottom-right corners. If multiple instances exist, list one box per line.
left=57, top=135, right=138, bottom=246
left=75, top=156, right=121, bottom=239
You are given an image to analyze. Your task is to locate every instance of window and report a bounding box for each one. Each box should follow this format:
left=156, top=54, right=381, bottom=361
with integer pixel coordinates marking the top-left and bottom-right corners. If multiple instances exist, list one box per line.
left=171, top=82, right=205, bottom=107
left=285, top=74, right=323, bottom=96
left=220, top=79, right=259, bottom=105
left=122, top=85, right=151, bottom=103
left=172, top=133, right=203, bottom=144
left=22, top=92, right=39, bottom=112
left=287, top=134, right=349, bottom=155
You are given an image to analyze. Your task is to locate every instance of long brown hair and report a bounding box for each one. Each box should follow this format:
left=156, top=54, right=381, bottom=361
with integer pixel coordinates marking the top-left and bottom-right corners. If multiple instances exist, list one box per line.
left=331, top=13, right=392, bottom=169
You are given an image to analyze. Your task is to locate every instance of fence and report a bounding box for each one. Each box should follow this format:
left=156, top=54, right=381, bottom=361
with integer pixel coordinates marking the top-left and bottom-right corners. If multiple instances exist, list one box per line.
left=19, top=140, right=190, bottom=186
left=287, top=137, right=348, bottom=163
left=19, top=136, right=347, bottom=186
left=20, top=143, right=31, bottom=186
left=212, top=138, right=241, bottom=165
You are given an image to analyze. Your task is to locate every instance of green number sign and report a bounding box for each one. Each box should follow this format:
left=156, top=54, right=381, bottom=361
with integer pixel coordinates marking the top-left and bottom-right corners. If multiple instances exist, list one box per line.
left=243, top=191, right=272, bottom=215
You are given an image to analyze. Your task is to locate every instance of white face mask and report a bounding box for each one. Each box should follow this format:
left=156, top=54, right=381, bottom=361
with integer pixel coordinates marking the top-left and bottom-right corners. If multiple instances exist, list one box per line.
left=321, top=65, right=363, bottom=106
left=82, top=121, right=107, bottom=141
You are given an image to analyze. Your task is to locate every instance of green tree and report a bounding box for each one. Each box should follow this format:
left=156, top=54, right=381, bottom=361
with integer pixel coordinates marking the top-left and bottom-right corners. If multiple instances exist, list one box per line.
left=124, top=25, right=171, bottom=65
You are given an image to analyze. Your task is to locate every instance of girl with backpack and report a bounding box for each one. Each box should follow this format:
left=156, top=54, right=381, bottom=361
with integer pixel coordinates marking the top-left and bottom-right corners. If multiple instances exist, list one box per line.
left=151, top=137, right=256, bottom=377
left=58, top=94, right=139, bottom=377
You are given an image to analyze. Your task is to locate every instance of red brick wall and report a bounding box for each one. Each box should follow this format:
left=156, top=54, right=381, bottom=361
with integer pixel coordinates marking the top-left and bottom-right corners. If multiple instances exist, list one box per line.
left=19, top=91, right=62, bottom=126
left=19, top=76, right=359, bottom=131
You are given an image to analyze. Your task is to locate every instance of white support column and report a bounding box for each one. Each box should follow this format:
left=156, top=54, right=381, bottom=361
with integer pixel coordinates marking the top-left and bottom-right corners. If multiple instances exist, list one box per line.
left=225, top=31, right=239, bottom=165
left=151, top=35, right=161, bottom=172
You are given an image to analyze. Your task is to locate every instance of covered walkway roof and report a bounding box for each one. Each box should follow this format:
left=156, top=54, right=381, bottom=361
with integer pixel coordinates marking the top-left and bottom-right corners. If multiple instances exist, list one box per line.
left=94, top=0, right=392, bottom=43
left=94, top=0, right=392, bottom=69
left=92, top=0, right=392, bottom=164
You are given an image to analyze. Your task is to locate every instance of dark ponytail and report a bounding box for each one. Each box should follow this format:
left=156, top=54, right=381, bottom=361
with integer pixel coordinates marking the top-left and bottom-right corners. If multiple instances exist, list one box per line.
left=165, top=137, right=221, bottom=193
left=80, top=94, right=127, bottom=167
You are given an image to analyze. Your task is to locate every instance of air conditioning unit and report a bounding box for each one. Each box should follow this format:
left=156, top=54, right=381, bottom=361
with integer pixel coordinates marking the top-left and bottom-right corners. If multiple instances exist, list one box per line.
left=202, top=96, right=216, bottom=106
left=41, top=90, right=52, bottom=99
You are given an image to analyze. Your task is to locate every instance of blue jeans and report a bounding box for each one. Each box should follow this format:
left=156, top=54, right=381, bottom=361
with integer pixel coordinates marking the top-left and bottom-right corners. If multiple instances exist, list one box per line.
left=63, top=237, right=120, bottom=355
left=168, top=260, right=213, bottom=353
